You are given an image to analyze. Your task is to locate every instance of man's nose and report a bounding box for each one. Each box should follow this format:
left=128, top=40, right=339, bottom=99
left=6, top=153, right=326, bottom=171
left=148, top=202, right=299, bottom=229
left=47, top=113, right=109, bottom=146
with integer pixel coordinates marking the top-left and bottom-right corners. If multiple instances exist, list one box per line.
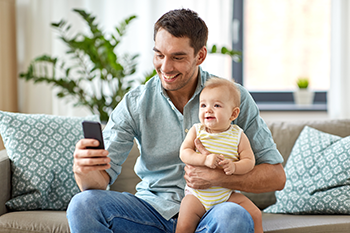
left=161, top=57, right=174, bottom=73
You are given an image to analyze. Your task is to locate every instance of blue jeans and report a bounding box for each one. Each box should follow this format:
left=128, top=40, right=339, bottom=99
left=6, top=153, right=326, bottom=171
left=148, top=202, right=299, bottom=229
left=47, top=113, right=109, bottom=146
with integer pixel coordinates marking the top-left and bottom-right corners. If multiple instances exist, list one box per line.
left=67, top=190, right=254, bottom=233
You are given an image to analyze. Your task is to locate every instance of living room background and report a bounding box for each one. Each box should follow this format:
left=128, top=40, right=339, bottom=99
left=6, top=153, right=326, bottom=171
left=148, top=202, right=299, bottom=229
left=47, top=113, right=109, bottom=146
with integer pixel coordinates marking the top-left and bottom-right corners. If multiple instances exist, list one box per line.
left=11, top=0, right=233, bottom=118
left=1, top=0, right=350, bottom=122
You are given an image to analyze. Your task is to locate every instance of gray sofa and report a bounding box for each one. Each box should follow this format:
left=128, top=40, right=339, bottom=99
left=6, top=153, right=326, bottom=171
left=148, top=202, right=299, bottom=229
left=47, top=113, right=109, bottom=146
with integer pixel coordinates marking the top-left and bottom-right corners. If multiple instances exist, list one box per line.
left=1, top=119, right=350, bottom=233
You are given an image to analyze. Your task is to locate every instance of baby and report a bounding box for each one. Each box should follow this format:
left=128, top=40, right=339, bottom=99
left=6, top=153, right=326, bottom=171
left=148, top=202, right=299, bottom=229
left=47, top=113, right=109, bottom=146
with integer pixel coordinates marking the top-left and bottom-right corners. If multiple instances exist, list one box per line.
left=176, top=77, right=263, bottom=233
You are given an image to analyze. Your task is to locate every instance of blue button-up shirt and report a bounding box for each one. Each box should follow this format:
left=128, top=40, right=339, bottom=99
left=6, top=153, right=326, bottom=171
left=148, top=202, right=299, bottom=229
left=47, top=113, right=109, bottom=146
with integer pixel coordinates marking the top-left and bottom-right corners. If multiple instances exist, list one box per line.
left=103, top=67, right=283, bottom=220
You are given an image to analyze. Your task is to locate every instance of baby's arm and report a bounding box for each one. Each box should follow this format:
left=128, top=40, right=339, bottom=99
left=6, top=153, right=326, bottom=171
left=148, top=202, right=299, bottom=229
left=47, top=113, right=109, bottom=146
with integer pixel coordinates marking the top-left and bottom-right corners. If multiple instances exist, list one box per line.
left=180, top=126, right=223, bottom=169
left=219, top=132, right=255, bottom=175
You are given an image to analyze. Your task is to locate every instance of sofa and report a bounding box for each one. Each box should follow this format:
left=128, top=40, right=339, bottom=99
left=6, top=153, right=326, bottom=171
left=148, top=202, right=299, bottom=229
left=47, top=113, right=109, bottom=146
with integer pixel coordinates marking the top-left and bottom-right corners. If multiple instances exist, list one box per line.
left=1, top=118, right=350, bottom=233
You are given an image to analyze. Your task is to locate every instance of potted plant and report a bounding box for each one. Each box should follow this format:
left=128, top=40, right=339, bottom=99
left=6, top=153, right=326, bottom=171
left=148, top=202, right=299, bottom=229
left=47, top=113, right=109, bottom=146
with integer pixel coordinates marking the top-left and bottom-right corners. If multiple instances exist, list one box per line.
left=293, top=77, right=314, bottom=106
left=208, top=44, right=241, bottom=62
left=20, top=9, right=155, bottom=123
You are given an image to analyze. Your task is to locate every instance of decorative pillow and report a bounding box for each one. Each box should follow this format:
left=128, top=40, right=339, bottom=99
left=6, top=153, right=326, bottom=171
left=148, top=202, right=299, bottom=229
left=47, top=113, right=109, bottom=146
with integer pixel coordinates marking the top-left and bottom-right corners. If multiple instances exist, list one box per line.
left=264, top=126, right=350, bottom=214
left=0, top=111, right=99, bottom=211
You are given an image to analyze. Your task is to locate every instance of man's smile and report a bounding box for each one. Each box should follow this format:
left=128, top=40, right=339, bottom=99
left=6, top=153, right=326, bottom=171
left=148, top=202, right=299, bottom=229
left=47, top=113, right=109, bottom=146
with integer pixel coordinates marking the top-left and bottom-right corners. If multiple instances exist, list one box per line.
left=162, top=73, right=180, bottom=80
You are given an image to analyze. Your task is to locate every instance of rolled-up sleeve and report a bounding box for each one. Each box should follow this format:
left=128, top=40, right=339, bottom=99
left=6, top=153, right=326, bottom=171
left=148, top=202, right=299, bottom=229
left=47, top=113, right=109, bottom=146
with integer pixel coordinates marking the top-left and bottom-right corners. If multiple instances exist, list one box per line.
left=235, top=84, right=284, bottom=165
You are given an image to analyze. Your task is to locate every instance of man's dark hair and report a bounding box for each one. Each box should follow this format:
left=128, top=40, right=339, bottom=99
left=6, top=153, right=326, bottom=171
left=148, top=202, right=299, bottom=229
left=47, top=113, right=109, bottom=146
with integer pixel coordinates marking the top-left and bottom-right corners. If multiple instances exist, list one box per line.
left=154, top=9, right=208, bottom=55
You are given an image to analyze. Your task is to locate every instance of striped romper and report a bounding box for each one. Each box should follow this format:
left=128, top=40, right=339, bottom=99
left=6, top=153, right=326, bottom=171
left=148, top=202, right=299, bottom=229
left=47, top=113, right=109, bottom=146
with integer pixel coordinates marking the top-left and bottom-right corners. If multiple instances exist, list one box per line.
left=185, top=123, right=243, bottom=211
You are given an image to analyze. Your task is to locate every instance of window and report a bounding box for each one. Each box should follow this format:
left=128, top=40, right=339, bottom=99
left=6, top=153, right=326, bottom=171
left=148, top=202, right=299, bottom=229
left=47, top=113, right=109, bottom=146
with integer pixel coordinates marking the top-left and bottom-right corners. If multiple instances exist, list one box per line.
left=232, top=0, right=330, bottom=110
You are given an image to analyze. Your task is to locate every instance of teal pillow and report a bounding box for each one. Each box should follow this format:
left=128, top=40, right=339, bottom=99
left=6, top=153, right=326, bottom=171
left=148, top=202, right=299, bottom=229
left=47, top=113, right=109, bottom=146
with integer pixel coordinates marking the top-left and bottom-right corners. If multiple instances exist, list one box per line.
left=0, top=111, right=100, bottom=211
left=264, top=126, right=350, bottom=214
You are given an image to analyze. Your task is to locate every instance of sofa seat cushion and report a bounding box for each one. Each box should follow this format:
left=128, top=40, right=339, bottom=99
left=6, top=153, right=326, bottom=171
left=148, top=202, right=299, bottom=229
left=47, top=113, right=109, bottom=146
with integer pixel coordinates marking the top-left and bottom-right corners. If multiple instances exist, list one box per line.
left=262, top=213, right=350, bottom=233
left=0, top=211, right=69, bottom=233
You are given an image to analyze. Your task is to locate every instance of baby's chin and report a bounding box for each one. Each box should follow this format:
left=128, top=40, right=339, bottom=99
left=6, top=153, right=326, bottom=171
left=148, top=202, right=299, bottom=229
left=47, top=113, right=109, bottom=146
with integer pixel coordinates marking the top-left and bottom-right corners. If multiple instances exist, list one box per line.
left=204, top=122, right=232, bottom=132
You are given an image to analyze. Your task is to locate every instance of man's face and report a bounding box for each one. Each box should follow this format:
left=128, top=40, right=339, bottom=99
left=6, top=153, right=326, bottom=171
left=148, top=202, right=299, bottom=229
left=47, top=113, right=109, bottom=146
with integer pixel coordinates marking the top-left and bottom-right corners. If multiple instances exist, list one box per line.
left=153, top=29, right=205, bottom=93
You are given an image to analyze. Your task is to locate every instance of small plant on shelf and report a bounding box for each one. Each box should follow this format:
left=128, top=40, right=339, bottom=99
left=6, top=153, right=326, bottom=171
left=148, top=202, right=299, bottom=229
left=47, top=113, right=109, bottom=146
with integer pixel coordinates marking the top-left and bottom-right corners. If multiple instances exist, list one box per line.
left=294, top=77, right=314, bottom=105
left=296, top=77, right=309, bottom=89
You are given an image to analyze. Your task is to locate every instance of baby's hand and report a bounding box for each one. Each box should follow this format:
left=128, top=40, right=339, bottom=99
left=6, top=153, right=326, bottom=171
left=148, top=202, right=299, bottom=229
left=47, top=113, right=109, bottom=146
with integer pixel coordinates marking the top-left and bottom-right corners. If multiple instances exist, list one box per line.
left=219, top=159, right=236, bottom=175
left=205, top=154, right=224, bottom=169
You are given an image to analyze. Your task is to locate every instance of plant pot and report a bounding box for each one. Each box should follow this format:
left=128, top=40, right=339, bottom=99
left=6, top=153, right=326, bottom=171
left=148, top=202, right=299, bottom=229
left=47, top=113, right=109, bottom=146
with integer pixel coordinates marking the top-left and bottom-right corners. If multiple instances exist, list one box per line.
left=293, top=89, right=314, bottom=106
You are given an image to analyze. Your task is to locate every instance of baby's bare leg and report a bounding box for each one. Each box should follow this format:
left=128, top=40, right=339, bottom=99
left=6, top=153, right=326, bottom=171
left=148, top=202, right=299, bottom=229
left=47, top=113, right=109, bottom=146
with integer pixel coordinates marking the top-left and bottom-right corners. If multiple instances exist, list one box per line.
left=176, top=194, right=206, bottom=233
left=227, top=192, right=263, bottom=233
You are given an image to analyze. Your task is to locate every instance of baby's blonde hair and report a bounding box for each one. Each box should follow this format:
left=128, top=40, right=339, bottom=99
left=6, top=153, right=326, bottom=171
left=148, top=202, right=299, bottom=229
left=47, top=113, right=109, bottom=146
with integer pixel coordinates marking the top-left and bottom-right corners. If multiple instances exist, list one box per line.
left=203, top=77, right=241, bottom=108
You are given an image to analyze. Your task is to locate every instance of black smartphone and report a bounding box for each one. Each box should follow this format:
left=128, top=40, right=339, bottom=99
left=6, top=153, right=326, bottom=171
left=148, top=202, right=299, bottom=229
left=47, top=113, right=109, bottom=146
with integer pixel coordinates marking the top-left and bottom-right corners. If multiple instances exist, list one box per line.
left=82, top=121, right=105, bottom=149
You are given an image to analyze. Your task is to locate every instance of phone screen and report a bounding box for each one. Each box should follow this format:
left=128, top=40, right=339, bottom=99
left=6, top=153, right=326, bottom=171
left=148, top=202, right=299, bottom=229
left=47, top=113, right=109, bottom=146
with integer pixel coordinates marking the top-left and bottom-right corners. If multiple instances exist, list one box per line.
left=82, top=121, right=105, bottom=149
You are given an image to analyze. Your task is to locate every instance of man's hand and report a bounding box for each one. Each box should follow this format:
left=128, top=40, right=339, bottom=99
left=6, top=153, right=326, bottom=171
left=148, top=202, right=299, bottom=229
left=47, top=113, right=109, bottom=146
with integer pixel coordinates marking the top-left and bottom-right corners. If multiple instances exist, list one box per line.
left=184, top=165, right=217, bottom=189
left=73, top=139, right=111, bottom=191
left=73, top=139, right=111, bottom=174
left=194, top=138, right=210, bottom=156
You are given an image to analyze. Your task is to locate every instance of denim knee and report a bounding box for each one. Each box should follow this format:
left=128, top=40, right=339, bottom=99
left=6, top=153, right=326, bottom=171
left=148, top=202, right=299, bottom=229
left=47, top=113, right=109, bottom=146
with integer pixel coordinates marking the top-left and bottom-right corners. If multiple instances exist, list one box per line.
left=67, top=190, right=114, bottom=233
left=215, top=202, right=252, bottom=221
left=68, top=190, right=94, bottom=210
left=197, top=202, right=254, bottom=233
left=67, top=190, right=106, bottom=220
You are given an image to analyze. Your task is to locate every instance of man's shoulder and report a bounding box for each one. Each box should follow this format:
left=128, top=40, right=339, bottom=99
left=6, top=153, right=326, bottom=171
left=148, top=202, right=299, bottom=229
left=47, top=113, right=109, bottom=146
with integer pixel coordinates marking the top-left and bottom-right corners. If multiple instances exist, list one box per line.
left=200, top=68, right=214, bottom=83
left=125, top=76, right=160, bottom=100
left=111, top=76, right=160, bottom=125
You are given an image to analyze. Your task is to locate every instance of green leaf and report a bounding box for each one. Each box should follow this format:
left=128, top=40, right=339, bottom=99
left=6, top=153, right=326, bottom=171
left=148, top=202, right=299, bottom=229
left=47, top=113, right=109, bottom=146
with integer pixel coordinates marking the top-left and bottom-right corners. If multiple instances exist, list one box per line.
left=210, top=45, right=217, bottom=53
left=297, top=78, right=309, bottom=89
left=208, top=44, right=242, bottom=63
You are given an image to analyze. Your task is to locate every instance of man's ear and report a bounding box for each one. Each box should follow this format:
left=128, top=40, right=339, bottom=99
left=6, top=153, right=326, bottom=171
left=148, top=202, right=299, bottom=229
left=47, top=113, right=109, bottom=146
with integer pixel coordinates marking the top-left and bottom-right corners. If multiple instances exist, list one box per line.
left=230, top=107, right=240, bottom=121
left=196, top=46, right=207, bottom=65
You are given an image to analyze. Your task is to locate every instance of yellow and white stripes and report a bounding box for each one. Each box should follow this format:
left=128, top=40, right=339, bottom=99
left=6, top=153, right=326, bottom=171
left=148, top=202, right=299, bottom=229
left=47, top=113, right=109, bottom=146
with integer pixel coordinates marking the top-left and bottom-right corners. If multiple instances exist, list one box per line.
left=185, top=123, right=243, bottom=211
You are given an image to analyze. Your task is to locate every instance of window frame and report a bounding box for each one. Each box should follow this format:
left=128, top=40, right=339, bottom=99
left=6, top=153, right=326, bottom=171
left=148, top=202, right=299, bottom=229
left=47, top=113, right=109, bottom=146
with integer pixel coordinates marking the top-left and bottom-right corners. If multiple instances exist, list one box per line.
left=232, top=0, right=327, bottom=111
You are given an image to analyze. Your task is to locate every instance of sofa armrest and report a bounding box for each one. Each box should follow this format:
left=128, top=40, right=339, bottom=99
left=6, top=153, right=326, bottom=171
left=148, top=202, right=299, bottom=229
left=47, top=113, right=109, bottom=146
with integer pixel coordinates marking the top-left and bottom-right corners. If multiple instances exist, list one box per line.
left=0, top=150, right=10, bottom=216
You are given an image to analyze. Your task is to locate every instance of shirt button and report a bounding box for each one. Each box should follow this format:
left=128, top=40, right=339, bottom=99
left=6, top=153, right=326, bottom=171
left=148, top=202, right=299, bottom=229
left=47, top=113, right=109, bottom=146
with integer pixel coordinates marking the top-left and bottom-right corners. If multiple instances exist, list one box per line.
left=185, top=129, right=189, bottom=133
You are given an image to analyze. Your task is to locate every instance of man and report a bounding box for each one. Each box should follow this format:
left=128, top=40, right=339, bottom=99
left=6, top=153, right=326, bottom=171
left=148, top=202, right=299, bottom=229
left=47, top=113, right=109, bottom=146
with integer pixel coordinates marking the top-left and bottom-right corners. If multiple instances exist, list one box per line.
left=67, top=9, right=285, bottom=233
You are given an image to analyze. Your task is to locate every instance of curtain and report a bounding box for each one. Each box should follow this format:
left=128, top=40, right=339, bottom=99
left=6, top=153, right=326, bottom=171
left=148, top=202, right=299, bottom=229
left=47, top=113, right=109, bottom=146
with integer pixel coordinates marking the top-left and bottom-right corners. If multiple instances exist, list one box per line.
left=328, top=0, right=350, bottom=119
left=0, top=0, right=17, bottom=112
left=16, top=0, right=233, bottom=117
left=0, top=0, right=17, bottom=150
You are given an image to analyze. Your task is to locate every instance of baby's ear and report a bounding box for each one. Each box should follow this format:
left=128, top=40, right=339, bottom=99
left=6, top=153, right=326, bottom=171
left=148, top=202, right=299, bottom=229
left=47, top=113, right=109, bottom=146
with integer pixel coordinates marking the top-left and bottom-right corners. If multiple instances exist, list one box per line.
left=230, top=107, right=240, bottom=121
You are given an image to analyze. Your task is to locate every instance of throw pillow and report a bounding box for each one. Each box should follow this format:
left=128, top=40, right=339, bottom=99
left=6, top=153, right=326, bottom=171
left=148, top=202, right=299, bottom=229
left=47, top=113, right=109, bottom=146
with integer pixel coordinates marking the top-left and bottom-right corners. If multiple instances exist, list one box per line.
left=264, top=126, right=350, bottom=214
left=0, top=111, right=99, bottom=211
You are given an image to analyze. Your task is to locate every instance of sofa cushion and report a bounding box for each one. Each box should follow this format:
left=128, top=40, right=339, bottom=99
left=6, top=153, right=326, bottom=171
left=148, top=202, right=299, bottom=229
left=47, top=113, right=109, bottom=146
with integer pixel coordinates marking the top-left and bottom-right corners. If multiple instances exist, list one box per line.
left=264, top=126, right=350, bottom=214
left=0, top=111, right=99, bottom=211
left=262, top=212, right=350, bottom=233
left=0, top=211, right=69, bottom=233
left=0, top=150, right=10, bottom=216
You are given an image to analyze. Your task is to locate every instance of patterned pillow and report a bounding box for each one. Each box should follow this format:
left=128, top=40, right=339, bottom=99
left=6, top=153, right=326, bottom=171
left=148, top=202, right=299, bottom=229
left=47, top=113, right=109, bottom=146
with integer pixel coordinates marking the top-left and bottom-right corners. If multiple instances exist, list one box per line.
left=0, top=111, right=99, bottom=211
left=264, top=126, right=350, bottom=214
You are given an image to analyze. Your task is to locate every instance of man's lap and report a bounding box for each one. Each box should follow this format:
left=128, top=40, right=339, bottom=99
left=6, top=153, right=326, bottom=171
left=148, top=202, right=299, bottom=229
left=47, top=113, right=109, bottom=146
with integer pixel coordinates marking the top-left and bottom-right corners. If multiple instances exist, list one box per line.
left=67, top=190, right=253, bottom=233
left=67, top=190, right=176, bottom=232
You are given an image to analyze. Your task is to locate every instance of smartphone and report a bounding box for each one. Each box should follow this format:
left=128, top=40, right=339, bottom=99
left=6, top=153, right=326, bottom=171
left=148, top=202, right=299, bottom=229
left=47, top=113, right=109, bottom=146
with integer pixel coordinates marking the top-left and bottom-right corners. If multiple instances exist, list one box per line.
left=82, top=121, right=105, bottom=149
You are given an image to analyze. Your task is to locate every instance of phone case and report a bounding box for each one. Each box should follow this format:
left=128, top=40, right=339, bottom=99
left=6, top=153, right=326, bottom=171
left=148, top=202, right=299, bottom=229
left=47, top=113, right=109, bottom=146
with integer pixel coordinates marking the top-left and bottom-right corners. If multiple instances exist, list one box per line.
left=82, top=121, right=105, bottom=149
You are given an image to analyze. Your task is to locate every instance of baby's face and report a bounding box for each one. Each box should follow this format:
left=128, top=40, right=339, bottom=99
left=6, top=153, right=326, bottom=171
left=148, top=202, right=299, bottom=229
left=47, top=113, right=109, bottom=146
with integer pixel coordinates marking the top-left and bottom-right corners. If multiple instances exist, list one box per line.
left=199, top=86, right=236, bottom=133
